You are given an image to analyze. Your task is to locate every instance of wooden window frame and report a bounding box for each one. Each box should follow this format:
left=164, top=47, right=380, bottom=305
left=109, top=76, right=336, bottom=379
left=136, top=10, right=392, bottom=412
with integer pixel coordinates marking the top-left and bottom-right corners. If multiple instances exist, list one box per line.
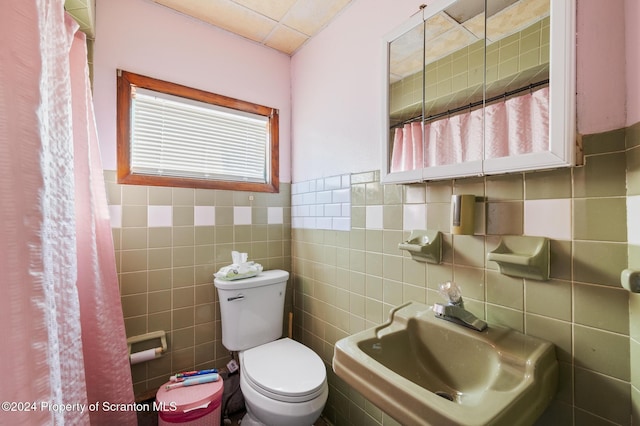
left=116, top=70, right=279, bottom=193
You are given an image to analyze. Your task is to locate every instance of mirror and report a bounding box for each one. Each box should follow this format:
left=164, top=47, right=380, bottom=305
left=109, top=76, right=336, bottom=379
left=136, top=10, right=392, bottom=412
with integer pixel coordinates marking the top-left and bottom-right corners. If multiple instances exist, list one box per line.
left=484, top=0, right=550, bottom=164
left=382, top=0, right=576, bottom=184
left=422, top=0, right=485, bottom=178
left=386, top=12, right=426, bottom=182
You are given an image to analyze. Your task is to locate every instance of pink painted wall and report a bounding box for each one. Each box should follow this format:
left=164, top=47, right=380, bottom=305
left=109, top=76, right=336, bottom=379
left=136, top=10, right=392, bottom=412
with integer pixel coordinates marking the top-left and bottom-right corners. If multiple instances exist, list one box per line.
left=291, top=0, right=632, bottom=182
left=626, top=0, right=640, bottom=125
left=291, top=0, right=424, bottom=182
left=576, top=0, right=627, bottom=134
left=92, top=0, right=635, bottom=184
left=93, top=0, right=292, bottom=182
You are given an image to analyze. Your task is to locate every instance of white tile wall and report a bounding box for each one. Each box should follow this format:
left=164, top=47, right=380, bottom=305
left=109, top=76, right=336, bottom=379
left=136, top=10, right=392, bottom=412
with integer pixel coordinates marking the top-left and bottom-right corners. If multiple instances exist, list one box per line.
left=194, top=206, right=216, bottom=226
left=333, top=217, right=351, bottom=231
left=524, top=199, right=572, bottom=240
left=234, top=206, right=252, bottom=225
left=317, top=217, right=332, bottom=229
left=317, top=191, right=332, bottom=204
left=324, top=203, right=342, bottom=217
left=110, top=204, right=283, bottom=228
left=403, top=204, right=426, bottom=230
left=148, top=205, right=172, bottom=228
left=324, top=175, right=342, bottom=190
left=108, top=205, right=122, bottom=228
left=105, top=181, right=290, bottom=228
left=628, top=195, right=640, bottom=245
left=405, top=185, right=426, bottom=204
left=333, top=188, right=350, bottom=203
left=292, top=174, right=351, bottom=230
left=268, top=207, right=284, bottom=224
left=366, top=205, right=383, bottom=229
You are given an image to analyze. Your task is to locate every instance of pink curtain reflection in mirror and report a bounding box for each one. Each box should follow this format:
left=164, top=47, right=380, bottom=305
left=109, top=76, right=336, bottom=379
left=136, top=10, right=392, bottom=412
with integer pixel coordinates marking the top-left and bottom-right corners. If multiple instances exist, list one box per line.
left=390, top=86, right=549, bottom=171
left=390, top=121, right=424, bottom=172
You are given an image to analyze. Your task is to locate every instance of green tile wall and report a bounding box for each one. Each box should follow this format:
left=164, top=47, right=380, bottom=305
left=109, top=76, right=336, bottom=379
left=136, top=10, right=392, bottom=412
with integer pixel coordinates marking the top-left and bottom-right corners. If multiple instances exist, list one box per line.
left=104, top=121, right=640, bottom=419
left=390, top=17, right=550, bottom=121
left=628, top=121, right=640, bottom=425
left=105, top=171, right=292, bottom=399
left=292, top=124, right=638, bottom=425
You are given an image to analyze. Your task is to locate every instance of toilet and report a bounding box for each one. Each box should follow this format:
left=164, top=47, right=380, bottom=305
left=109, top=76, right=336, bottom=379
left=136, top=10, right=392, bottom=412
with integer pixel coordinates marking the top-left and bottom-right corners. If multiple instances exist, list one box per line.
left=214, top=269, right=328, bottom=426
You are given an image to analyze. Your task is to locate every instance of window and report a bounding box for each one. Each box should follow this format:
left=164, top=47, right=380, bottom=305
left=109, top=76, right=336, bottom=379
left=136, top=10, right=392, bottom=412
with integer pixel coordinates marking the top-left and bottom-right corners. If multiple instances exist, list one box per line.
left=117, top=70, right=279, bottom=192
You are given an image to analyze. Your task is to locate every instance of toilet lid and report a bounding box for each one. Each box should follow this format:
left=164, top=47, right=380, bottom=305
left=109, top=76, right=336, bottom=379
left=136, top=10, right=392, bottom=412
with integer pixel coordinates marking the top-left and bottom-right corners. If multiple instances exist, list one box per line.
left=242, top=338, right=326, bottom=402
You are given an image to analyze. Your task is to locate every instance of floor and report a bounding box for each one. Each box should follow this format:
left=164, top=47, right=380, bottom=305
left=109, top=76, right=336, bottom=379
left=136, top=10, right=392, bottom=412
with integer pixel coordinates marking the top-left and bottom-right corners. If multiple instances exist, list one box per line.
left=136, top=400, right=242, bottom=425
left=136, top=400, right=329, bottom=426
left=136, top=368, right=330, bottom=426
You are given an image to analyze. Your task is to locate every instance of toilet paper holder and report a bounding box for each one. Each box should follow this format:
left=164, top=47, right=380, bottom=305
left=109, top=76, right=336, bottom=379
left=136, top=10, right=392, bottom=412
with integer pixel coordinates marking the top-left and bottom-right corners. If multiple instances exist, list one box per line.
left=621, top=269, right=640, bottom=293
left=127, top=330, right=167, bottom=364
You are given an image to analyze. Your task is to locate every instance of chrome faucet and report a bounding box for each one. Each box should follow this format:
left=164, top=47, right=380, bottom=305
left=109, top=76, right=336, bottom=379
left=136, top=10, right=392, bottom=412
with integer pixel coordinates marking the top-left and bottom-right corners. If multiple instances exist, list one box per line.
left=433, top=282, right=487, bottom=332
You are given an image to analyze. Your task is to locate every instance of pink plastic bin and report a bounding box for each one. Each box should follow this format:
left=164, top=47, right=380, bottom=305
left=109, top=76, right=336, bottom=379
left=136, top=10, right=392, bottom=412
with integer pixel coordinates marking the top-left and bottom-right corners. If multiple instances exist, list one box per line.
left=156, top=377, right=224, bottom=426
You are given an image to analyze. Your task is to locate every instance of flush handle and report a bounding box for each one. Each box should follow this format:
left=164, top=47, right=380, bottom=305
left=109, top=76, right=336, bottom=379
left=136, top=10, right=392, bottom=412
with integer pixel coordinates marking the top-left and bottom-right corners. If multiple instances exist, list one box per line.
left=227, top=295, right=245, bottom=302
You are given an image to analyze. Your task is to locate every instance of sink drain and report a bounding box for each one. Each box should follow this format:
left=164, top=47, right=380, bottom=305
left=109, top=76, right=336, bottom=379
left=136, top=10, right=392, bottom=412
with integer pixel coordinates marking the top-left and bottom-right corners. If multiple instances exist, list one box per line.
left=435, top=391, right=454, bottom=402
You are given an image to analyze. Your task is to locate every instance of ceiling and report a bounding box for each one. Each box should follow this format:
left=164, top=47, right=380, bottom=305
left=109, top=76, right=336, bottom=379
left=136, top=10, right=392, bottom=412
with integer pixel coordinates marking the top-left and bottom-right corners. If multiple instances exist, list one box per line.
left=64, top=0, right=355, bottom=56
left=390, top=0, right=550, bottom=81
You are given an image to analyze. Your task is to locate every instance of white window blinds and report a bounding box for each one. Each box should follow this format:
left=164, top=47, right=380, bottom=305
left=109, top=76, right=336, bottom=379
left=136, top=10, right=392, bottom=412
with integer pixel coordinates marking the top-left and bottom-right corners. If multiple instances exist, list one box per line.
left=130, top=87, right=270, bottom=183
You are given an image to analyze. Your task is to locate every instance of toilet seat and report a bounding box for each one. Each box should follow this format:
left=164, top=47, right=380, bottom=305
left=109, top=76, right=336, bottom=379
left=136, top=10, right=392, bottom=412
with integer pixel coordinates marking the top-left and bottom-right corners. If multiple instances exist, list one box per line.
left=241, top=338, right=326, bottom=403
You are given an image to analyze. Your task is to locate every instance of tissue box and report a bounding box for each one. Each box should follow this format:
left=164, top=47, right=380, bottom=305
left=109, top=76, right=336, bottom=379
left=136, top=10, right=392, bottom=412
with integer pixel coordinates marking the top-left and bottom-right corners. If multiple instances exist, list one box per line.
left=213, top=251, right=263, bottom=281
left=214, top=262, right=263, bottom=281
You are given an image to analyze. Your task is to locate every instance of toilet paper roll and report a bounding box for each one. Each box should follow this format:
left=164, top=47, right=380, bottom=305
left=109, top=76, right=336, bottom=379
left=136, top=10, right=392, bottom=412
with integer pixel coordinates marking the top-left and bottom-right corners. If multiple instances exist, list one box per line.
left=130, top=348, right=160, bottom=365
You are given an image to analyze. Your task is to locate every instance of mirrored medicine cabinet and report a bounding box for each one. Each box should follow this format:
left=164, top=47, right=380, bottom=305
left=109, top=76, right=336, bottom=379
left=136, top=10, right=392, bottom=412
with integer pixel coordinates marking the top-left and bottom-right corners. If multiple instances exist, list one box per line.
left=381, top=0, right=576, bottom=184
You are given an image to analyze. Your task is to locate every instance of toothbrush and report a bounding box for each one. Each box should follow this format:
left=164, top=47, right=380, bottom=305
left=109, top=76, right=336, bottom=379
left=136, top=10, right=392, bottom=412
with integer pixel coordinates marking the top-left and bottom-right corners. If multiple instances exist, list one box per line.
left=170, top=368, right=218, bottom=382
left=166, top=373, right=219, bottom=390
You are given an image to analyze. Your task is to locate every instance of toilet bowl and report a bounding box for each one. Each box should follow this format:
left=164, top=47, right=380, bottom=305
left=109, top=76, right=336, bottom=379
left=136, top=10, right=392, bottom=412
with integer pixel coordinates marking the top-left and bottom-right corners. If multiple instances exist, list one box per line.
left=214, top=270, right=328, bottom=426
left=239, top=338, right=328, bottom=426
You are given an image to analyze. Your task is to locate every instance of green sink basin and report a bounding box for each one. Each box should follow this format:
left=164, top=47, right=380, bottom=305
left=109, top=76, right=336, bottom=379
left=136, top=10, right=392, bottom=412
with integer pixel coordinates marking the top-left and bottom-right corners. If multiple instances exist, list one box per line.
left=333, top=302, right=558, bottom=426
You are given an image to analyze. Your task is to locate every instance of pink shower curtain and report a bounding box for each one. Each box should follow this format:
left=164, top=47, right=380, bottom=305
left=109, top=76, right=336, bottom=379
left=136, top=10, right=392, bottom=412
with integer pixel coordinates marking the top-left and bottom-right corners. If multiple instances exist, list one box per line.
left=390, top=87, right=549, bottom=170
left=0, top=1, right=136, bottom=425
left=390, top=121, right=424, bottom=172
left=485, top=86, right=550, bottom=159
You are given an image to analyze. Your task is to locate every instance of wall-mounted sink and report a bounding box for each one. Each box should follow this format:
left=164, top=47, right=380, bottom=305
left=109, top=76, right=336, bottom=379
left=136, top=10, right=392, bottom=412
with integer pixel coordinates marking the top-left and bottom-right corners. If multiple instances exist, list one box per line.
left=333, top=302, right=558, bottom=426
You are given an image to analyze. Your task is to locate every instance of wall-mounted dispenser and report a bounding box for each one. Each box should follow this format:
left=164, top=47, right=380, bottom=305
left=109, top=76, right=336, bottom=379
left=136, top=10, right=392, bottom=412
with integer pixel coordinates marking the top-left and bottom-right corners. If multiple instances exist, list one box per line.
left=451, top=195, right=475, bottom=235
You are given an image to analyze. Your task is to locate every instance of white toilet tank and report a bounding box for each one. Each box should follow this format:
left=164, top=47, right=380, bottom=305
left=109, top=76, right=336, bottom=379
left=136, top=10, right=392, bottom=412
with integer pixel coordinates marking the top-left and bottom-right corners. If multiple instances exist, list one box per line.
left=214, top=269, right=289, bottom=351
